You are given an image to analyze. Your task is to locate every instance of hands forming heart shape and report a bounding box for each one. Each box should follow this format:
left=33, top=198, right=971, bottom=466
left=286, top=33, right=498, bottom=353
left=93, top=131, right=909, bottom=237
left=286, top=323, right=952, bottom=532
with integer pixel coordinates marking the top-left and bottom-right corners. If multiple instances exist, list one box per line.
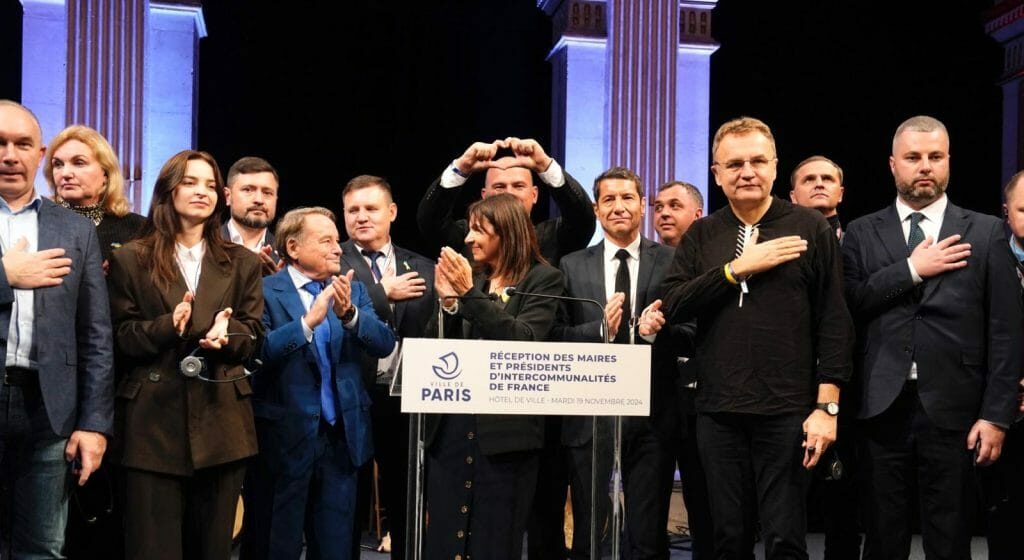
left=454, top=136, right=554, bottom=176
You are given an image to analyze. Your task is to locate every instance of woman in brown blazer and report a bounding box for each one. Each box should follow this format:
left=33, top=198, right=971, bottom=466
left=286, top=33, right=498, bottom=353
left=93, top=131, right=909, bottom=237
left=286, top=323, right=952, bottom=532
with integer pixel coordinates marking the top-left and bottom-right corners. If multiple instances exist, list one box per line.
left=106, top=150, right=263, bottom=560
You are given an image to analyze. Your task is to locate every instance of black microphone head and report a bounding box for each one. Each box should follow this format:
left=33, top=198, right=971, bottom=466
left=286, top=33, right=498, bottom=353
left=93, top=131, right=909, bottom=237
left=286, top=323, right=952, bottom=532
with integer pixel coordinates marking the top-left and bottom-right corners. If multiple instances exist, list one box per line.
left=503, top=286, right=517, bottom=296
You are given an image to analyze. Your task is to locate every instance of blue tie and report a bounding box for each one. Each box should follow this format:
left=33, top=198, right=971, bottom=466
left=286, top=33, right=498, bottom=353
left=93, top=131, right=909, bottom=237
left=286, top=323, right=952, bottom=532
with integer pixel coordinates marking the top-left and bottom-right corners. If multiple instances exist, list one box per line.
left=303, top=281, right=337, bottom=425
left=361, top=249, right=384, bottom=282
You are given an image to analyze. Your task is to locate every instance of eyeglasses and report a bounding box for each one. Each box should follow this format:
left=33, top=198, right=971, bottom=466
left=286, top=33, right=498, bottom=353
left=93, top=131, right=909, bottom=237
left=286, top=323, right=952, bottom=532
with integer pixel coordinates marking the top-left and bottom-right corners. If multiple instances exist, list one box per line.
left=713, top=156, right=777, bottom=173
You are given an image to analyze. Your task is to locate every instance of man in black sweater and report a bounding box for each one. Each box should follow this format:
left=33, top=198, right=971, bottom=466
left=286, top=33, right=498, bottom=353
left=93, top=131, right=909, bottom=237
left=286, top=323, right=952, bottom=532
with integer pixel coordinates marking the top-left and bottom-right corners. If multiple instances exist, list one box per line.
left=662, top=117, right=854, bottom=560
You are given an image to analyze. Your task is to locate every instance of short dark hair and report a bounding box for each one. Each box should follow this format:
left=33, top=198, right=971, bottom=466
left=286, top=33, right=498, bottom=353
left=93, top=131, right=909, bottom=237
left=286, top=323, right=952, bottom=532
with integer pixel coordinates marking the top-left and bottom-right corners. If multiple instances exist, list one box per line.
left=656, top=181, right=704, bottom=210
left=1004, top=170, right=1024, bottom=202
left=790, top=155, right=844, bottom=188
left=342, top=174, right=394, bottom=203
left=227, top=156, right=279, bottom=187
left=593, top=167, right=643, bottom=200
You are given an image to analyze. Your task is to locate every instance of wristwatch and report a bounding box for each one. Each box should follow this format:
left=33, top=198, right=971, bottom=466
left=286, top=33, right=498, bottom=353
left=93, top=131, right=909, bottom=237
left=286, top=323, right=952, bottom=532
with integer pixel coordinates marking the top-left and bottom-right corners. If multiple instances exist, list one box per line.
left=816, top=402, right=840, bottom=416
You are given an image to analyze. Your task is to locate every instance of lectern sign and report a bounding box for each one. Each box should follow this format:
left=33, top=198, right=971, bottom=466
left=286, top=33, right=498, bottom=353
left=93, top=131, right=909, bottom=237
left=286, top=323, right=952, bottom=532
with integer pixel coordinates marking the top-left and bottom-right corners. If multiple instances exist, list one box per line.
left=400, top=338, right=651, bottom=416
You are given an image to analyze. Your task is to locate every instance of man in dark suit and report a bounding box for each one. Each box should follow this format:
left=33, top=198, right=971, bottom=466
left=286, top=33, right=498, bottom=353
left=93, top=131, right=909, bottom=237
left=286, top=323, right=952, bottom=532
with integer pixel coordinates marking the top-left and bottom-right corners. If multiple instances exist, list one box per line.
left=340, top=175, right=434, bottom=558
left=842, top=115, right=1023, bottom=560
left=221, top=156, right=281, bottom=275
left=243, top=207, right=396, bottom=560
left=417, top=136, right=595, bottom=267
left=0, top=100, right=113, bottom=555
left=555, top=167, right=681, bottom=559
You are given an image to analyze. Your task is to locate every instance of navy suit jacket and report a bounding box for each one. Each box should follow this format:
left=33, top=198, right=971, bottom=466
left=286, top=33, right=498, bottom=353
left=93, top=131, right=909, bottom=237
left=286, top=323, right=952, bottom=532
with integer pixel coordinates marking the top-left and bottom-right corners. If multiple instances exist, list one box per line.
left=843, top=201, right=1023, bottom=430
left=339, top=239, right=435, bottom=388
left=256, top=268, right=396, bottom=474
left=0, top=198, right=113, bottom=437
left=554, top=238, right=688, bottom=445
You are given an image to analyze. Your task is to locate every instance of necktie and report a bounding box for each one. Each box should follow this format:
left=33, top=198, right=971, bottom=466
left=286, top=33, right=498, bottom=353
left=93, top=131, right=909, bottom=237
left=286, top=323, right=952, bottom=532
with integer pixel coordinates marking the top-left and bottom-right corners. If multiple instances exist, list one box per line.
left=302, top=281, right=337, bottom=425
left=907, top=212, right=925, bottom=253
left=614, top=249, right=632, bottom=344
left=361, top=249, right=384, bottom=282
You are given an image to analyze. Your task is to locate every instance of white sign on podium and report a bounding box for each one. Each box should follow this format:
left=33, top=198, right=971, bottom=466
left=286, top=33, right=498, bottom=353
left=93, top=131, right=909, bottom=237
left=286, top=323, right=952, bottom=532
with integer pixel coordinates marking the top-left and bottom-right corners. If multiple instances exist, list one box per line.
left=400, top=337, right=651, bottom=416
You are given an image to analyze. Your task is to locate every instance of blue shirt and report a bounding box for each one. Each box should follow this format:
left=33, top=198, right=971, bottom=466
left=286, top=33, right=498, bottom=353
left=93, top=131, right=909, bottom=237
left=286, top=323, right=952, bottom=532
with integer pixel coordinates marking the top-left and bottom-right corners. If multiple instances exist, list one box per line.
left=0, top=192, right=43, bottom=369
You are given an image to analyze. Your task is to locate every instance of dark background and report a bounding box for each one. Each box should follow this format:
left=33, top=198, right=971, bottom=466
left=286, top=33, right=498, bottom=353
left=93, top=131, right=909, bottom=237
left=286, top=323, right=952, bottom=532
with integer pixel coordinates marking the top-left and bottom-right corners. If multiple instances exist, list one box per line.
left=2, top=0, right=1006, bottom=256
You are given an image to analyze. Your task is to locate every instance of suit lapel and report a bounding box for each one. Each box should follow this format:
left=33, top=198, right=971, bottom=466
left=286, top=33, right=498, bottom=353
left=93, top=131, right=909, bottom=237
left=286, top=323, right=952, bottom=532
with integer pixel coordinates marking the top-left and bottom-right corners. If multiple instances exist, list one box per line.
left=585, top=242, right=607, bottom=304
left=269, top=270, right=307, bottom=323
left=636, top=237, right=657, bottom=309
left=922, top=203, right=970, bottom=302
left=33, top=201, right=60, bottom=316
left=342, top=241, right=376, bottom=285
left=871, top=205, right=909, bottom=264
left=392, top=246, right=419, bottom=329
left=190, top=249, right=231, bottom=330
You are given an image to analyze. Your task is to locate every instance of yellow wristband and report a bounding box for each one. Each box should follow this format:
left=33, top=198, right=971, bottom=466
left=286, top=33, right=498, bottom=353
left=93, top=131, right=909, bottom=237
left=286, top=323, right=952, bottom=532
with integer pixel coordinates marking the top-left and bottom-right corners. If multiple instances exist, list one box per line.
left=723, top=263, right=738, bottom=285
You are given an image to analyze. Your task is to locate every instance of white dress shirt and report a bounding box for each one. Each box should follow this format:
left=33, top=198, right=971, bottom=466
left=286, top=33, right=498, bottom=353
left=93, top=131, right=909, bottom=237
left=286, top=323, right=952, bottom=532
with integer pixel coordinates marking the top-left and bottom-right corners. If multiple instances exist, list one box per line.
left=894, top=194, right=948, bottom=380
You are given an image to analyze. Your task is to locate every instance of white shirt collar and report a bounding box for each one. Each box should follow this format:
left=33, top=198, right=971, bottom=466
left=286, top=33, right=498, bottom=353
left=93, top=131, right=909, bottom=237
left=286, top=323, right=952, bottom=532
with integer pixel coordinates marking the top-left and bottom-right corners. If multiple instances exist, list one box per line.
left=603, top=234, right=642, bottom=262
left=895, top=193, right=947, bottom=225
left=226, top=219, right=268, bottom=251
left=352, top=240, right=393, bottom=259
left=287, top=265, right=320, bottom=292
left=175, top=239, right=206, bottom=262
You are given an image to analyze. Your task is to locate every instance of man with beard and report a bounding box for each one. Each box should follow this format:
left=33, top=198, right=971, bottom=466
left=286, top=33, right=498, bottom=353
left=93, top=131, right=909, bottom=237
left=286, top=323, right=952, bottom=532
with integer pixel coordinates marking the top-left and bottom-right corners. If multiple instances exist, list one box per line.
left=842, top=116, right=1022, bottom=559
left=222, top=156, right=281, bottom=275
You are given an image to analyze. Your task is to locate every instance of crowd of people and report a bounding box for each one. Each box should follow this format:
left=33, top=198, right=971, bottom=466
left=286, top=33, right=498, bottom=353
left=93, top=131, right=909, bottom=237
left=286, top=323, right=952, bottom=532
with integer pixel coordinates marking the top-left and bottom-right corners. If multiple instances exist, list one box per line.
left=0, top=97, right=1022, bottom=560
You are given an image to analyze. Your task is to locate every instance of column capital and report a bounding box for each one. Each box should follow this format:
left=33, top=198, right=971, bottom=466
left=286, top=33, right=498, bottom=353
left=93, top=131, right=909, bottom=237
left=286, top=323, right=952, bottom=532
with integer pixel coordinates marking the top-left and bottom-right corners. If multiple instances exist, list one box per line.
left=540, top=0, right=607, bottom=40
left=151, top=0, right=207, bottom=38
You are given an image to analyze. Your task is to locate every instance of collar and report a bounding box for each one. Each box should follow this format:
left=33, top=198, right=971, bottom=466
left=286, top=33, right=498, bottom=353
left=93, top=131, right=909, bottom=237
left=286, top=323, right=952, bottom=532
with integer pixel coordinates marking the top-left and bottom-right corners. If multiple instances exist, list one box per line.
left=1011, top=236, right=1024, bottom=264
left=603, top=234, right=642, bottom=262
left=287, top=265, right=319, bottom=292
left=0, top=191, right=43, bottom=215
left=226, top=218, right=268, bottom=249
left=895, top=193, right=947, bottom=224
left=353, top=240, right=393, bottom=258
left=175, top=239, right=206, bottom=262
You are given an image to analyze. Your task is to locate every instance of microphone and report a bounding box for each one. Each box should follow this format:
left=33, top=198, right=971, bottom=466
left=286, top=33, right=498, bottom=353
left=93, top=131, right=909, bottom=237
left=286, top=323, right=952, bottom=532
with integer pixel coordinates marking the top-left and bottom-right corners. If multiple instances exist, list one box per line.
left=180, top=332, right=259, bottom=383
left=501, top=287, right=613, bottom=344
left=435, top=293, right=499, bottom=339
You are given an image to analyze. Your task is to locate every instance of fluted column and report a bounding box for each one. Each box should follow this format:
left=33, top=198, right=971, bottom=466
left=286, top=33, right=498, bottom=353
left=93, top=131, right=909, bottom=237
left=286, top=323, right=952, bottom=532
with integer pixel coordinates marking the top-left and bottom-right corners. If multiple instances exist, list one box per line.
left=20, top=0, right=206, bottom=213
left=544, top=0, right=717, bottom=239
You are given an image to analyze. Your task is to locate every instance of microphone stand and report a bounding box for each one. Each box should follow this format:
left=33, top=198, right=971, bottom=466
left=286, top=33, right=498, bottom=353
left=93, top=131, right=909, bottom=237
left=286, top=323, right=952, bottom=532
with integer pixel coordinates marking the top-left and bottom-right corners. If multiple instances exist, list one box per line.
left=408, top=293, right=500, bottom=559
left=501, top=286, right=622, bottom=558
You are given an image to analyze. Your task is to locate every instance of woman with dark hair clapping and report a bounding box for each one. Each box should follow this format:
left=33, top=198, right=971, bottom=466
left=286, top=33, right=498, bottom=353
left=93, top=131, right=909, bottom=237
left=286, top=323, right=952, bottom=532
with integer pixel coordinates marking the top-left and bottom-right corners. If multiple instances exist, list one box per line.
left=425, top=193, right=564, bottom=560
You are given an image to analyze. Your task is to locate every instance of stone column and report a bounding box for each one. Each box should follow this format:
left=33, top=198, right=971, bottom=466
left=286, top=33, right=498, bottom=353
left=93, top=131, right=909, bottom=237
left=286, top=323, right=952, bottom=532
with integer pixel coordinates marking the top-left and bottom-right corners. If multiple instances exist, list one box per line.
left=544, top=0, right=717, bottom=238
left=20, top=0, right=206, bottom=212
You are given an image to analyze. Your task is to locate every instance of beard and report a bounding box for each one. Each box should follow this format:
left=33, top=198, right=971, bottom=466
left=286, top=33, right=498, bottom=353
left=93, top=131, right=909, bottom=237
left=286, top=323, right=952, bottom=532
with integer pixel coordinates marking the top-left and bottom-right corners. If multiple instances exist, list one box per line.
left=233, top=208, right=272, bottom=230
left=895, top=175, right=948, bottom=206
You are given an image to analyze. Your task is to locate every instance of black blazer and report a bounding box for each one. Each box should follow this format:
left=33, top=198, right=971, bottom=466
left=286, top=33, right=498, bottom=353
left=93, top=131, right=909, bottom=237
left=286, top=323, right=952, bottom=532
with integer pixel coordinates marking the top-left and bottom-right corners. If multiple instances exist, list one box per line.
left=425, top=262, right=564, bottom=455
left=842, top=201, right=1023, bottom=430
left=220, top=221, right=279, bottom=268
left=339, top=239, right=435, bottom=387
left=415, top=171, right=595, bottom=267
left=553, top=238, right=689, bottom=445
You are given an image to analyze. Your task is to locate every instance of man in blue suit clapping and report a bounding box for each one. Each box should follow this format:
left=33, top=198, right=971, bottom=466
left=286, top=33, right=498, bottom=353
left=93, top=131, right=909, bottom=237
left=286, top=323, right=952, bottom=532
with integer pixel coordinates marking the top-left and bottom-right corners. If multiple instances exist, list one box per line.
left=242, top=206, right=395, bottom=560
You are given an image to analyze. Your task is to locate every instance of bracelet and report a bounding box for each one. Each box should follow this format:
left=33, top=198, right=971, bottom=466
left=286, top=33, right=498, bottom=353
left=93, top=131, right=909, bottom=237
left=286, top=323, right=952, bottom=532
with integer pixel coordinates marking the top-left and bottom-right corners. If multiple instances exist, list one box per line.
left=723, top=263, right=739, bottom=285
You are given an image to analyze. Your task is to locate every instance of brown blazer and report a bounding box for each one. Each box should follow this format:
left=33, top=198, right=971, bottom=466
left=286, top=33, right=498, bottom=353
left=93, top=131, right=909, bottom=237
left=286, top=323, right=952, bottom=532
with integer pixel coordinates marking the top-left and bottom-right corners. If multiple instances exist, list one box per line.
left=107, top=240, right=264, bottom=476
